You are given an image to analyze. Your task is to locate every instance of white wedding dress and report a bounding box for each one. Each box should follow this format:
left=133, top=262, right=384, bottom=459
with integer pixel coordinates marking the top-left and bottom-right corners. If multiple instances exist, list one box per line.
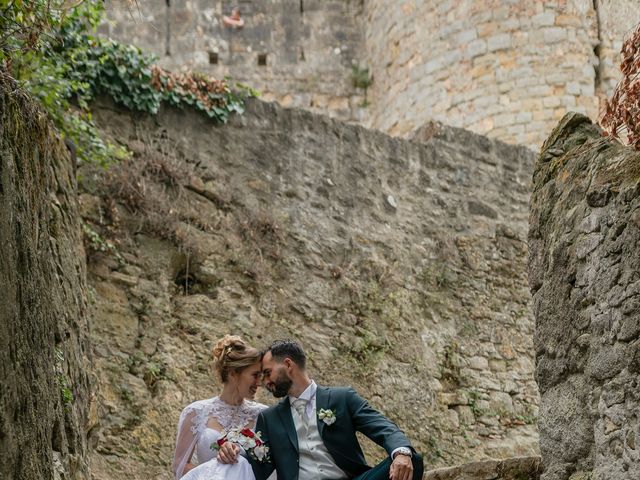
left=173, top=396, right=270, bottom=480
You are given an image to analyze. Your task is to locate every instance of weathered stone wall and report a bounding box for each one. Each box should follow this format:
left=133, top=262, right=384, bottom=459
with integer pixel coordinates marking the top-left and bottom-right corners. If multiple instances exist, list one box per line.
left=426, top=456, right=541, bottom=480
left=102, top=0, right=367, bottom=123
left=0, top=75, right=92, bottom=479
left=84, top=97, right=538, bottom=479
left=530, top=113, right=640, bottom=479
left=103, top=1, right=639, bottom=151
left=363, top=0, right=639, bottom=148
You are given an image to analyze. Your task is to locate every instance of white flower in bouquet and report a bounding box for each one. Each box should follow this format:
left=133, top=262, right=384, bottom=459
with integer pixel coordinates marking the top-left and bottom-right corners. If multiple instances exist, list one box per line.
left=211, top=427, right=270, bottom=462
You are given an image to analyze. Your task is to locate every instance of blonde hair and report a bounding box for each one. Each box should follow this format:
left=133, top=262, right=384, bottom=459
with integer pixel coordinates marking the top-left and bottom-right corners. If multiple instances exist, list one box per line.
left=212, top=335, right=261, bottom=383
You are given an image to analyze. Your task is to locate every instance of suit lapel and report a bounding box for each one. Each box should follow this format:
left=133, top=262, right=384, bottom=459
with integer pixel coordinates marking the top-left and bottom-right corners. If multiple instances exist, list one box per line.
left=276, top=397, right=299, bottom=452
left=315, top=386, right=330, bottom=438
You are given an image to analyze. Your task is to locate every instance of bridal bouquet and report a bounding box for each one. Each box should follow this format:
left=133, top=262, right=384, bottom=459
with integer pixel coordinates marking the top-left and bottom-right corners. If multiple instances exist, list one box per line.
left=211, top=428, right=270, bottom=462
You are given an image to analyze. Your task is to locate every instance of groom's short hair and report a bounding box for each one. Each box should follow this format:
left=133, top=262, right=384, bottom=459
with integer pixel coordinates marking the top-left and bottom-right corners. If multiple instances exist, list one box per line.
left=267, top=339, right=306, bottom=369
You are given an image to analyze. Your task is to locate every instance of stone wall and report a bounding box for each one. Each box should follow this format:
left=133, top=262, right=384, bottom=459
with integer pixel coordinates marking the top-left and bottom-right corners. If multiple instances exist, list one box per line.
left=0, top=74, right=92, bottom=479
left=426, top=456, right=541, bottom=480
left=363, top=0, right=639, bottom=149
left=102, top=0, right=367, bottom=123
left=84, top=96, right=538, bottom=478
left=530, top=113, right=640, bottom=479
left=103, top=1, right=639, bottom=151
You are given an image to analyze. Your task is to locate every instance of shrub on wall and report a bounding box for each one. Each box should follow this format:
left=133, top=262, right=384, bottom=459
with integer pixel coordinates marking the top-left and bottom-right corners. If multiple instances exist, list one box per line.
left=600, top=24, right=640, bottom=150
left=1, top=1, right=254, bottom=165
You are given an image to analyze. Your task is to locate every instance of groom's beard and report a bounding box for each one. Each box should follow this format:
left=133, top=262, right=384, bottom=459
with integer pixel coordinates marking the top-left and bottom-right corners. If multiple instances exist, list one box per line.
left=269, top=371, right=293, bottom=398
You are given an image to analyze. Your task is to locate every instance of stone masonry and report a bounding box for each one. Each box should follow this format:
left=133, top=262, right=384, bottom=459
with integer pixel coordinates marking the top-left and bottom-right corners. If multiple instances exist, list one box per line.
left=363, top=0, right=639, bottom=148
left=0, top=75, right=92, bottom=480
left=84, top=96, right=538, bottom=478
left=103, top=1, right=640, bottom=150
left=101, top=0, right=367, bottom=123
left=530, top=113, right=640, bottom=479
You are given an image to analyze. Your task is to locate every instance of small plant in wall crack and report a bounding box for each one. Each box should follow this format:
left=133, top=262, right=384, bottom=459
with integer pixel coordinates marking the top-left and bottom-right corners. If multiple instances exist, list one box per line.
left=351, top=63, right=373, bottom=107
left=54, top=347, right=73, bottom=409
left=82, top=222, right=123, bottom=262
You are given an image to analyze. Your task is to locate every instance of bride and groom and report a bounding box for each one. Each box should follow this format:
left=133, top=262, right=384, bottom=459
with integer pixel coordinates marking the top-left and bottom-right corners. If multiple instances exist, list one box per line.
left=173, top=336, right=424, bottom=480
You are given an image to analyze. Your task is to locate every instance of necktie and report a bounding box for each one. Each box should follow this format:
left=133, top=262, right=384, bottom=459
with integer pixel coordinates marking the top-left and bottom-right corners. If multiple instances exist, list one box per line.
left=292, top=398, right=309, bottom=424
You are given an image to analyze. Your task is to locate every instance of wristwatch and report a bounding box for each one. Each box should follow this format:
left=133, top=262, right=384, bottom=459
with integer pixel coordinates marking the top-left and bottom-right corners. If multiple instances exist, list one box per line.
left=393, top=447, right=412, bottom=458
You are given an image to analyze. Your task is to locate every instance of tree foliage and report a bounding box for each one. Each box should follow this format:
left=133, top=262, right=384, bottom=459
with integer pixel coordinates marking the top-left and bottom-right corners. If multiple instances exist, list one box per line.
left=600, top=24, right=640, bottom=150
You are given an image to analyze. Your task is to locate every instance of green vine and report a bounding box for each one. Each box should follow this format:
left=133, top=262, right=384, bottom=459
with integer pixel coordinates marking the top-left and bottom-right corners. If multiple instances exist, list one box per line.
left=2, top=1, right=255, bottom=165
left=54, top=347, right=74, bottom=408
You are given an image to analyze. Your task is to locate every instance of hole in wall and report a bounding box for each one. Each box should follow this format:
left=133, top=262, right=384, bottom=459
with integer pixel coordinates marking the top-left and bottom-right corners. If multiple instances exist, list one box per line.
left=52, top=419, right=63, bottom=451
left=165, top=0, right=171, bottom=56
left=174, top=268, right=197, bottom=292
left=171, top=253, right=219, bottom=296
left=209, top=51, right=219, bottom=64
left=593, top=45, right=602, bottom=88
left=258, top=53, right=267, bottom=66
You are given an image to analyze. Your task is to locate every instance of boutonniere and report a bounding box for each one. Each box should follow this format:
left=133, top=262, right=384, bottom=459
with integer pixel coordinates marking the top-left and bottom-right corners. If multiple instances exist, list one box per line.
left=318, top=408, right=337, bottom=425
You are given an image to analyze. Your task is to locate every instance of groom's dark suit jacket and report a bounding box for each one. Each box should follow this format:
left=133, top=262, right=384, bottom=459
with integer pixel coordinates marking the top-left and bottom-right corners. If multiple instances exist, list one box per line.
left=249, top=385, right=413, bottom=480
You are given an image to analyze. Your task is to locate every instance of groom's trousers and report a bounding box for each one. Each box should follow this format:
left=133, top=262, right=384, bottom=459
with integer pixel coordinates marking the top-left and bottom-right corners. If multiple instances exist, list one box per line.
left=352, top=453, right=424, bottom=480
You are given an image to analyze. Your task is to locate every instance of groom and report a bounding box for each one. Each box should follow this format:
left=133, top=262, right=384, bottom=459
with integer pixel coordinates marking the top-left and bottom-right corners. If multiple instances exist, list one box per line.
left=219, top=339, right=424, bottom=480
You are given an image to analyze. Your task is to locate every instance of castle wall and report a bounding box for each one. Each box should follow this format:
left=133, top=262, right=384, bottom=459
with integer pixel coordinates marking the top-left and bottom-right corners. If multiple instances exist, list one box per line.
left=0, top=75, right=92, bottom=480
left=362, top=0, right=639, bottom=149
left=86, top=97, right=539, bottom=477
left=530, top=113, right=640, bottom=479
left=103, top=1, right=639, bottom=150
left=102, top=0, right=367, bottom=123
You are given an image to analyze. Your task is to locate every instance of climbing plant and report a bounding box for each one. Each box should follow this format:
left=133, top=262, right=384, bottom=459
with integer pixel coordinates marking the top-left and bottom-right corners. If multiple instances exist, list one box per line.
left=1, top=0, right=255, bottom=165
left=351, top=63, right=373, bottom=107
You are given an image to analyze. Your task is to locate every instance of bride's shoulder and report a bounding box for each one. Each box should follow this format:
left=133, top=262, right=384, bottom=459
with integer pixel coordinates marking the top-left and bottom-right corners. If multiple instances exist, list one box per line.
left=180, top=397, right=217, bottom=416
left=244, top=399, right=270, bottom=413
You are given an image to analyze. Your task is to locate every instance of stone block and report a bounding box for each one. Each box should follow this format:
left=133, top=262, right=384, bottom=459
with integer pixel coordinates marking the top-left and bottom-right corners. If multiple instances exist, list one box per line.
left=456, top=28, right=478, bottom=45
left=493, top=113, right=517, bottom=128
left=542, top=96, right=561, bottom=108
left=544, top=27, right=568, bottom=43
left=489, top=358, right=507, bottom=372
left=467, top=357, right=489, bottom=370
left=465, top=38, right=487, bottom=58
left=487, top=33, right=512, bottom=52
left=566, top=82, right=582, bottom=95
left=532, top=11, right=556, bottom=27
left=516, top=111, right=533, bottom=123
left=455, top=405, right=476, bottom=425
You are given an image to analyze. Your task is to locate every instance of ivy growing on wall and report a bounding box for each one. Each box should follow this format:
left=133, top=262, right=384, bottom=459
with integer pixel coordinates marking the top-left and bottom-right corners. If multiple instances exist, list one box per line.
left=1, top=1, right=256, bottom=165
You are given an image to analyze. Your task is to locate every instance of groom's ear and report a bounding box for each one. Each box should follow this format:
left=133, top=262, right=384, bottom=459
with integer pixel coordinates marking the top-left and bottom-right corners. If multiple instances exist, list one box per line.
left=283, top=357, right=294, bottom=370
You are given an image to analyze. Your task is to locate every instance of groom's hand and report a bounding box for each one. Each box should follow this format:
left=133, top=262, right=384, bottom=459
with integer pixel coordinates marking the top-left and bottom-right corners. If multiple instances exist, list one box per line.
left=389, top=453, right=413, bottom=480
left=217, top=442, right=240, bottom=464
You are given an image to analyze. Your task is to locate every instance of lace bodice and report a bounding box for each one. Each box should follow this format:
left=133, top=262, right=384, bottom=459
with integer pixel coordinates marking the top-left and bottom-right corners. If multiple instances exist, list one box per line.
left=186, top=397, right=267, bottom=436
left=174, top=397, right=268, bottom=478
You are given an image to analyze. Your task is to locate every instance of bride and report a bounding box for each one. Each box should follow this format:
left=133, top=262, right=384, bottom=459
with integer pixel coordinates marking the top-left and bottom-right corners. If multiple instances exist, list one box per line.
left=172, top=335, right=267, bottom=480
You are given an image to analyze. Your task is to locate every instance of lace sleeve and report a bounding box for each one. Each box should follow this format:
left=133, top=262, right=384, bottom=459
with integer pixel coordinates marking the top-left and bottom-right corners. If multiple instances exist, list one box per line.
left=172, top=399, right=210, bottom=479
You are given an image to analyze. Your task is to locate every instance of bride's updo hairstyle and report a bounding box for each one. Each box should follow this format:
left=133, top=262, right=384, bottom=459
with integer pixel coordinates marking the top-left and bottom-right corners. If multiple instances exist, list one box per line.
left=212, top=335, right=261, bottom=383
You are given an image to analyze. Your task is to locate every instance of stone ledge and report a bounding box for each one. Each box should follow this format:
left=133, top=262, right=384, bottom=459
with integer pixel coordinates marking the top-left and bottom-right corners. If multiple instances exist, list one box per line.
left=426, top=456, right=541, bottom=480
